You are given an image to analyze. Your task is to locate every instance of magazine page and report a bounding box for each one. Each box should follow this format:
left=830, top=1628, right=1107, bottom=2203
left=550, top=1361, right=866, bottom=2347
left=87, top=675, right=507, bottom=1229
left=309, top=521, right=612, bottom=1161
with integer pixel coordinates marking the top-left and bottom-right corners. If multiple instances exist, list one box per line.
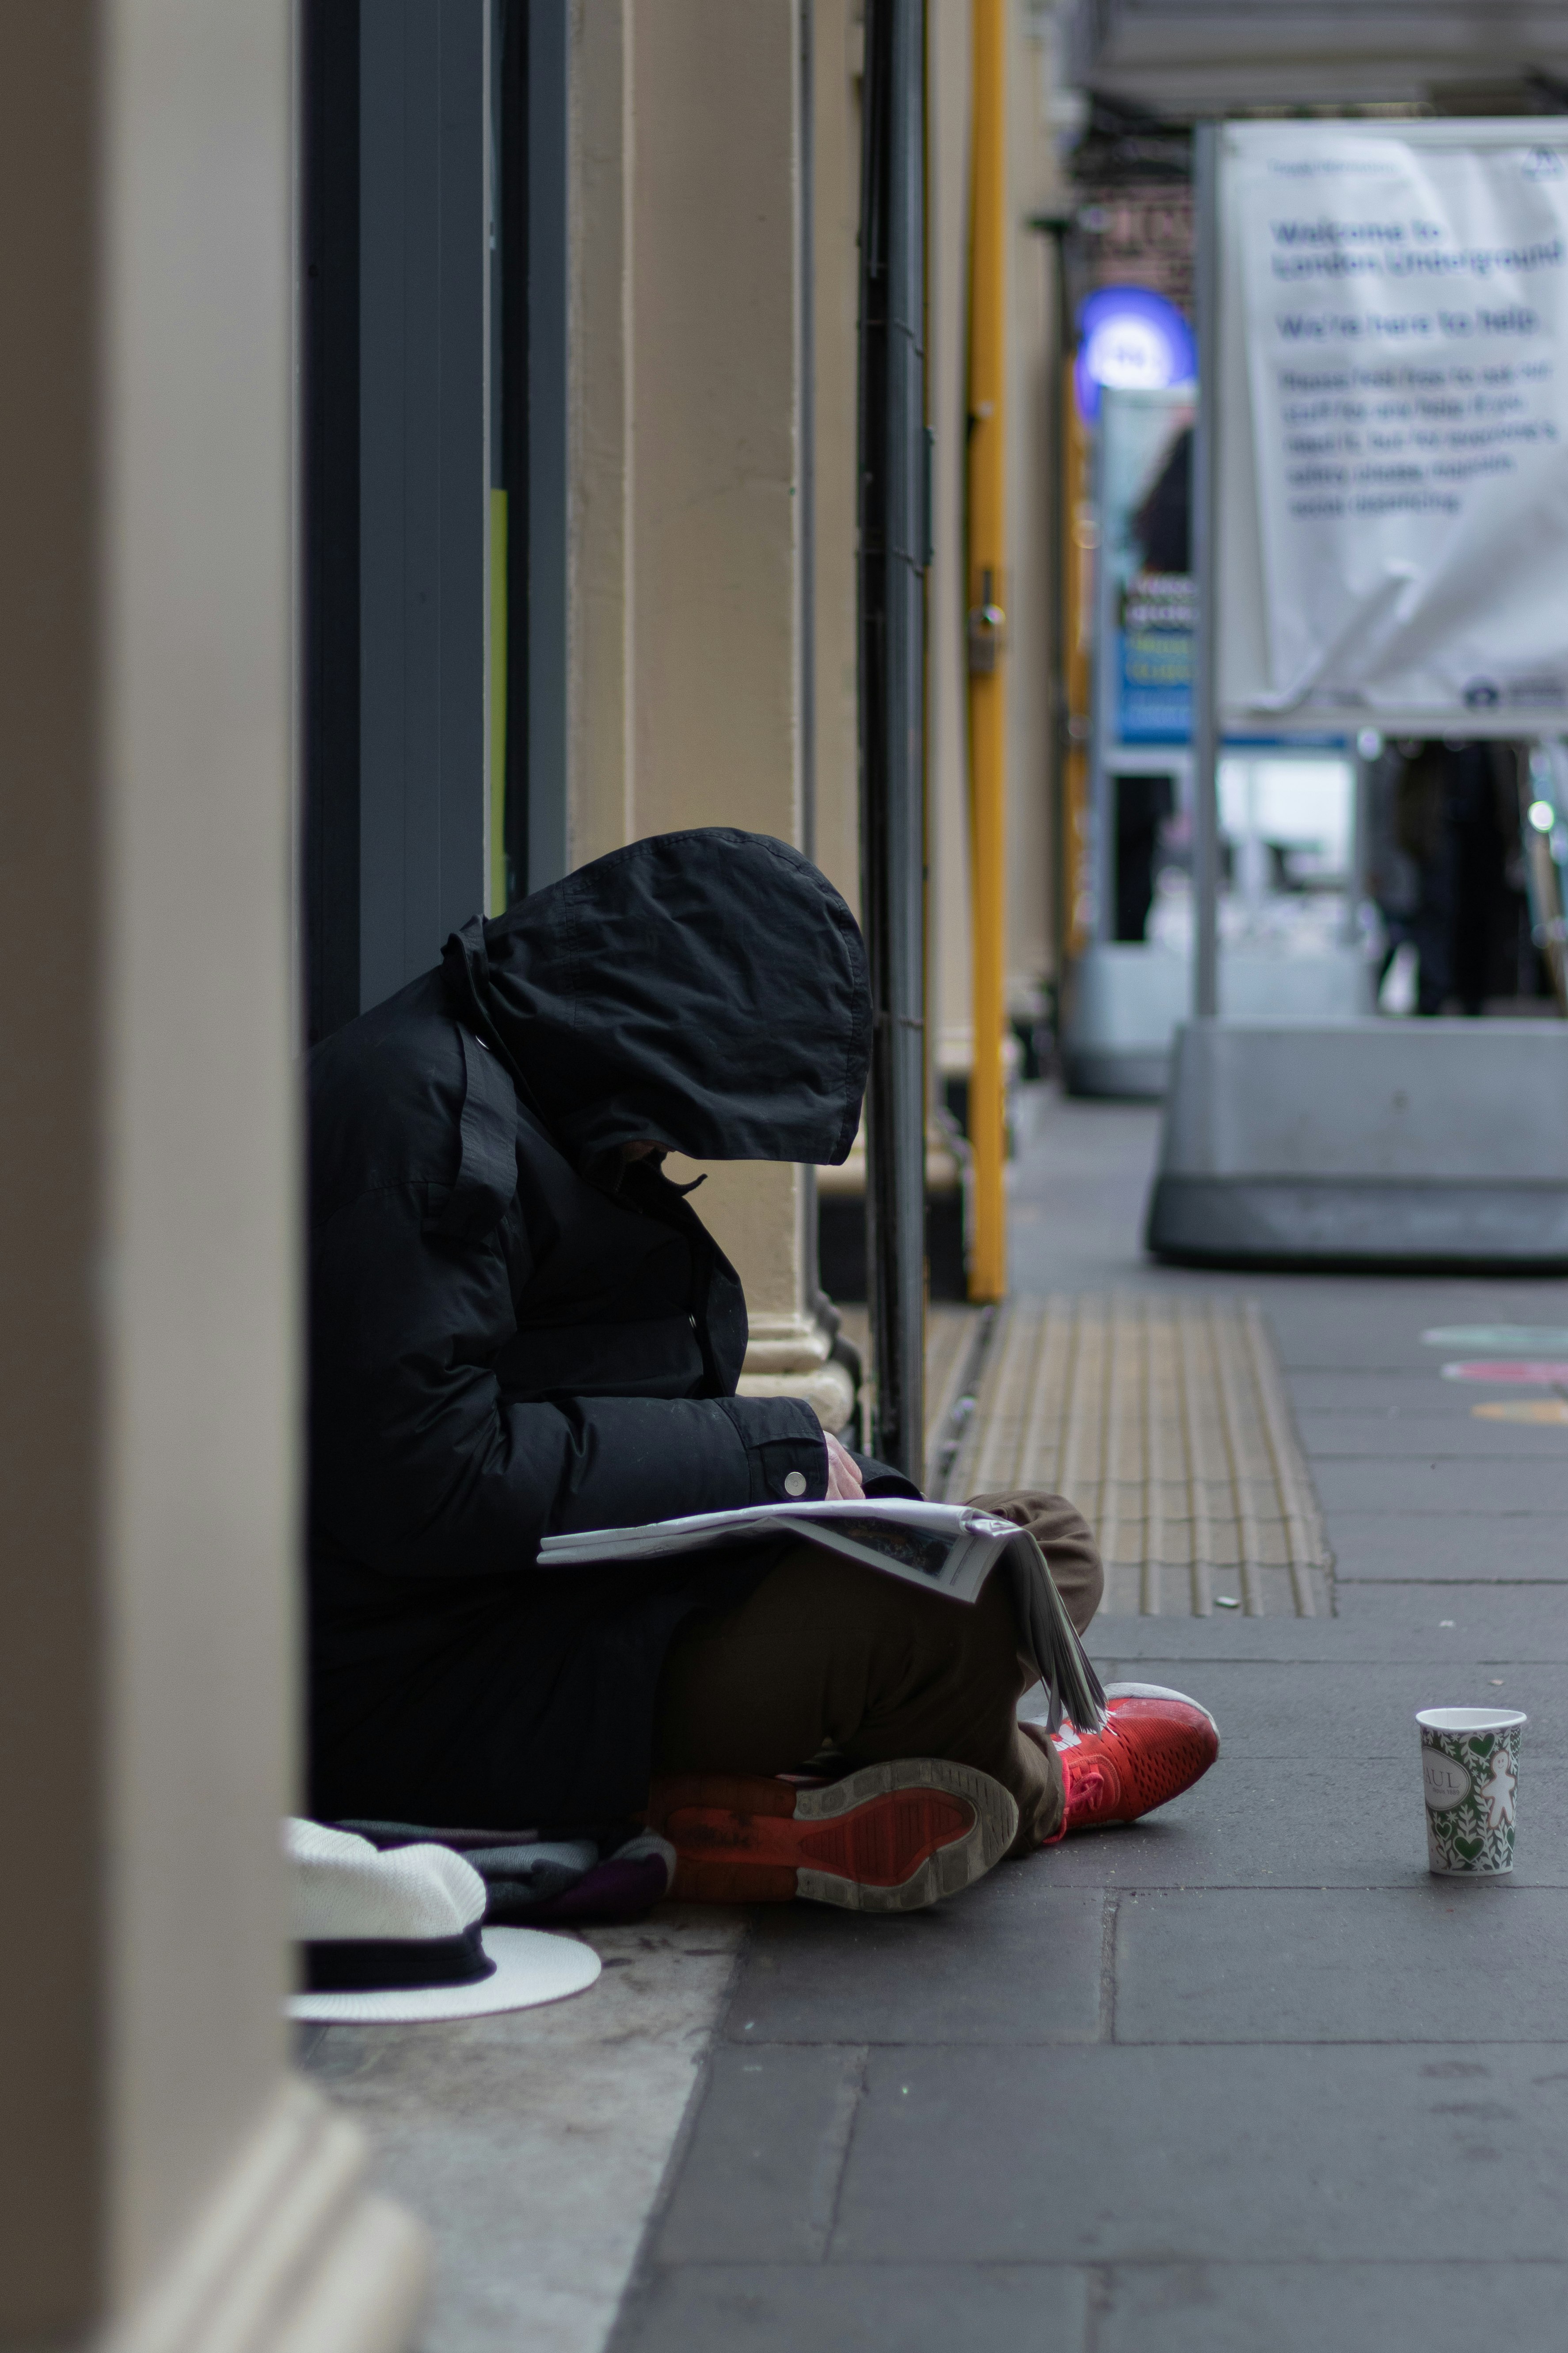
left=538, top=1498, right=1022, bottom=1601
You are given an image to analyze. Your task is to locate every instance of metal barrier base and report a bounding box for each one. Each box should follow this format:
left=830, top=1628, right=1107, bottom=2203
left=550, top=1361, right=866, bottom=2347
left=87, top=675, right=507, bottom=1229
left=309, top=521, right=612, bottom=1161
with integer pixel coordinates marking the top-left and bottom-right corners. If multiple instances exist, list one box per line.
left=1146, top=1018, right=1568, bottom=1269
left=1148, top=1174, right=1568, bottom=1269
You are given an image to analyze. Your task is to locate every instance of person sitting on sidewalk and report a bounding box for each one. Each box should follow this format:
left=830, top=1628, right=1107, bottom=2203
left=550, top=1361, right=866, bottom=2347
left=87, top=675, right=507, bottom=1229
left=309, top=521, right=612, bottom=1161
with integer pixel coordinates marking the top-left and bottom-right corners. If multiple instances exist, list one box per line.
left=307, top=828, right=1217, bottom=1911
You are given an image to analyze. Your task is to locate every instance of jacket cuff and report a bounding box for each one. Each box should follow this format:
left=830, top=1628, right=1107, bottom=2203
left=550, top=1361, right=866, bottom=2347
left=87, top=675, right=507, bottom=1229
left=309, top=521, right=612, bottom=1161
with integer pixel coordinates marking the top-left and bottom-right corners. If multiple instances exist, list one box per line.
left=713, top=1395, right=829, bottom=1504
left=849, top=1447, right=924, bottom=1501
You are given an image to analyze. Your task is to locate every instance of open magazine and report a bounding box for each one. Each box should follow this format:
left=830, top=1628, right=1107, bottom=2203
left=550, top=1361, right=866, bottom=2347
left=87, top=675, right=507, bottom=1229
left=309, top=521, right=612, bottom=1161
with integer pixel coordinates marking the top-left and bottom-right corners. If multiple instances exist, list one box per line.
left=539, top=1499, right=1106, bottom=1733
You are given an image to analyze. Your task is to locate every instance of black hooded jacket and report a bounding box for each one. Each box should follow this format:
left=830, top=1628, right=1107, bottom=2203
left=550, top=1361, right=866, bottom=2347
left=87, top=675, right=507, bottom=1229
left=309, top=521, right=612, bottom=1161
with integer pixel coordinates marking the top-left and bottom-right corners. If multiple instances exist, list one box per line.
left=307, top=829, right=873, bottom=1828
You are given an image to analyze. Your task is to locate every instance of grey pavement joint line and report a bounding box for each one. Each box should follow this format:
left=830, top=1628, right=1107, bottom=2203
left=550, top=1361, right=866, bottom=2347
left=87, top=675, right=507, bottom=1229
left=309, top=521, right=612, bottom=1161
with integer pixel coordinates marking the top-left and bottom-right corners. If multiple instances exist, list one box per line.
left=1244, top=1299, right=1328, bottom=1614
left=1059, top=1298, right=1095, bottom=1515
left=807, top=2045, right=867, bottom=2264
left=1092, top=1298, right=1116, bottom=1572
left=1178, top=1302, right=1216, bottom=1615
left=1085, top=2262, right=1116, bottom=2353
left=1012, top=1298, right=1050, bottom=1496
left=1098, top=1891, right=1122, bottom=2045
left=1143, top=1299, right=1168, bottom=1615
left=1211, top=1301, right=1265, bottom=1617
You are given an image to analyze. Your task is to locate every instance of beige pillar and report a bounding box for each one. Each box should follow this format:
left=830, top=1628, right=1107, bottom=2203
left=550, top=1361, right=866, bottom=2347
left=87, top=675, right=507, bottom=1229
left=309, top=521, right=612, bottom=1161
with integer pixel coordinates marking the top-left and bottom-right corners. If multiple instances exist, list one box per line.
left=0, top=9, right=426, bottom=2349
left=808, top=0, right=865, bottom=926
left=568, top=0, right=852, bottom=1431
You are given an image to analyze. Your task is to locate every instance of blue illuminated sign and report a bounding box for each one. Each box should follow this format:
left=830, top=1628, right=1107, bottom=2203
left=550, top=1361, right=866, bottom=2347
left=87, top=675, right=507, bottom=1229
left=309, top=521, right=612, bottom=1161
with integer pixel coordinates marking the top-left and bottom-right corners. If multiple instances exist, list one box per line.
left=1074, top=287, right=1196, bottom=423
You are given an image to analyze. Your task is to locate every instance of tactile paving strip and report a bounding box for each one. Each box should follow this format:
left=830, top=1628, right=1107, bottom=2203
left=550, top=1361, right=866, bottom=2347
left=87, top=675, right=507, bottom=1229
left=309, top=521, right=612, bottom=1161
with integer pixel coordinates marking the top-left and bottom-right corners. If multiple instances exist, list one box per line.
left=945, top=1295, right=1332, bottom=1616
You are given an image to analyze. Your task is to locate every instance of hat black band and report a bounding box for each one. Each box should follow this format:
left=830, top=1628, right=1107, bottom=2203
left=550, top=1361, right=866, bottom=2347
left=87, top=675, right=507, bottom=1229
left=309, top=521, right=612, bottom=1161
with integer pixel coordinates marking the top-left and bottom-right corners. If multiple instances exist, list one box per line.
left=302, top=1920, right=495, bottom=1993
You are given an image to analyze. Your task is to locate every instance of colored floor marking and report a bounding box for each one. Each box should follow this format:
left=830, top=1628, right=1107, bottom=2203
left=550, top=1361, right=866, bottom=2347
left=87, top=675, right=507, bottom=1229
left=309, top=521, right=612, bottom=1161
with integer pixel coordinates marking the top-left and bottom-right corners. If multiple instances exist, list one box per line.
left=1442, top=1360, right=1568, bottom=1385
left=1473, top=1398, right=1568, bottom=1425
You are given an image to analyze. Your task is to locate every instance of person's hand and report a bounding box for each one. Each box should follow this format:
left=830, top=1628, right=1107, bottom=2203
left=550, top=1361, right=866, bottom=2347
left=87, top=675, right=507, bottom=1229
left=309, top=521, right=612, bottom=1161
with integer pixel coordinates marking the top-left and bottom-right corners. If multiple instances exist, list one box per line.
left=824, top=1432, right=865, bottom=1501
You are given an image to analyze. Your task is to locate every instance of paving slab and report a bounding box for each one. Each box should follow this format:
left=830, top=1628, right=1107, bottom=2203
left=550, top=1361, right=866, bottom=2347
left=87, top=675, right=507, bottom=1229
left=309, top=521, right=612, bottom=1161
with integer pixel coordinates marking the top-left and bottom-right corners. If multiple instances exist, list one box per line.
left=613, top=2264, right=1090, bottom=2353
left=1287, top=1371, right=1503, bottom=1416
left=1336, top=1581, right=1568, bottom=1649
left=1088, top=1585, right=1568, bottom=1658
left=1030, top=1757, right=1568, bottom=1888
left=1312, top=1456, right=1568, bottom=1516
left=604, top=1097, right=1568, bottom=2349
left=831, top=2044, right=1568, bottom=2264
left=1111, top=1660, right=1561, bottom=1757
left=1114, top=1886, right=1568, bottom=2042
left=1326, top=1509, right=1568, bottom=1580
left=653, top=2044, right=867, bottom=2265
left=1250, top=1279, right=1568, bottom=1371
left=722, top=1878, right=1104, bottom=2047
left=1095, top=2262, right=1568, bottom=2353
left=1295, top=1409, right=1568, bottom=1459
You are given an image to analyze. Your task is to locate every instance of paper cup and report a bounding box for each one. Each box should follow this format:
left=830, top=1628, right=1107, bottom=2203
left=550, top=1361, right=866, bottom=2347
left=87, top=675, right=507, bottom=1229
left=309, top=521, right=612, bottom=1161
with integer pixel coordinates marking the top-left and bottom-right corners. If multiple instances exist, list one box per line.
left=1417, top=1708, right=1526, bottom=1875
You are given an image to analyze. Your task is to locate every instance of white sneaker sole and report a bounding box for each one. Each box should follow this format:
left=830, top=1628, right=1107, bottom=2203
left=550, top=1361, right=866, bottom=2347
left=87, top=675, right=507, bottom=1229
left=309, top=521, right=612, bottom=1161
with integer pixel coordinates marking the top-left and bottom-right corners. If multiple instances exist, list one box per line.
left=793, top=1758, right=1020, bottom=1914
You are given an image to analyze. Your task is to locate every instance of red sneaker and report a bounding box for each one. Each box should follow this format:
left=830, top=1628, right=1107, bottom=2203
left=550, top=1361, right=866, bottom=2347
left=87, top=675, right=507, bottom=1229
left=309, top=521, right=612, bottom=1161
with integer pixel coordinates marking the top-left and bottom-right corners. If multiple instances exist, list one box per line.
left=1050, top=1683, right=1219, bottom=1835
left=645, top=1758, right=1019, bottom=1911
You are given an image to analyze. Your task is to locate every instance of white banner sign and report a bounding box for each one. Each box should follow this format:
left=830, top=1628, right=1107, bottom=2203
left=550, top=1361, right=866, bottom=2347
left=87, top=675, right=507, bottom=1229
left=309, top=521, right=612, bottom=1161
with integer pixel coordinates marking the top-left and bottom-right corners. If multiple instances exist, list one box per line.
left=1231, top=129, right=1568, bottom=723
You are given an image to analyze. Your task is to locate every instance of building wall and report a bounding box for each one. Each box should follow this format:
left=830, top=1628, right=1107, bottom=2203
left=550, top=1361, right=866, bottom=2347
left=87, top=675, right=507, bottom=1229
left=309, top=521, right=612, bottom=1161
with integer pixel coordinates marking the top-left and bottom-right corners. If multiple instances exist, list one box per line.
left=102, top=0, right=298, bottom=2291
left=0, top=6, right=426, bottom=2342
left=567, top=0, right=850, bottom=1421
left=562, top=0, right=1067, bottom=1335
left=809, top=0, right=865, bottom=924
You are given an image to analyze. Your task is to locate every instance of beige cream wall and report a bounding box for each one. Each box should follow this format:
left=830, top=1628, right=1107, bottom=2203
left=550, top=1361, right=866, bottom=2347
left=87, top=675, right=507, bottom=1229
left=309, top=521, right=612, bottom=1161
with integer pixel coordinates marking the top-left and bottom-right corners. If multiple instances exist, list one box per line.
left=568, top=0, right=633, bottom=870
left=104, top=0, right=298, bottom=2291
left=570, top=0, right=803, bottom=876
left=563, top=0, right=1066, bottom=1342
left=626, top=5, right=801, bottom=848
left=0, top=6, right=424, bottom=2342
left=568, top=1, right=852, bottom=1416
left=0, top=0, right=300, bottom=2311
left=809, top=0, right=864, bottom=922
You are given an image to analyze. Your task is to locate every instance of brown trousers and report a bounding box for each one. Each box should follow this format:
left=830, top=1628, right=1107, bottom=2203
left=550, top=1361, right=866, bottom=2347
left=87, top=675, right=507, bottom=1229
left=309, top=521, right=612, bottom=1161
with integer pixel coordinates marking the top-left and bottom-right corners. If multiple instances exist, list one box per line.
left=651, top=1491, right=1104, bottom=1854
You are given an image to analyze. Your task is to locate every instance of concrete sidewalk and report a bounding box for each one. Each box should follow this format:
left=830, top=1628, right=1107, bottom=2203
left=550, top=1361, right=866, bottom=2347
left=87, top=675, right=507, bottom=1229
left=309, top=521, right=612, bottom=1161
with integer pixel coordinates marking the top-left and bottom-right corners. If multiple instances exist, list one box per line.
left=612, top=1093, right=1568, bottom=2351
left=310, top=1087, right=1568, bottom=2353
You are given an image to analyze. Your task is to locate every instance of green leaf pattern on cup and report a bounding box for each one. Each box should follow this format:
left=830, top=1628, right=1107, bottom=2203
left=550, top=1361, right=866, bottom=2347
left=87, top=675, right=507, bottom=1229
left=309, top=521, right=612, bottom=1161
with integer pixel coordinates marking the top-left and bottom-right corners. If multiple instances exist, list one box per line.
left=1422, top=1727, right=1520, bottom=1874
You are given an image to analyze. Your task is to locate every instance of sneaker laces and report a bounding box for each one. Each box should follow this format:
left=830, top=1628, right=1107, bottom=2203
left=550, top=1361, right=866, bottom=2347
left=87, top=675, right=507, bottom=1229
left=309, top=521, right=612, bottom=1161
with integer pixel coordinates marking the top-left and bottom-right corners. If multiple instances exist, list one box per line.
left=1039, top=1730, right=1120, bottom=1845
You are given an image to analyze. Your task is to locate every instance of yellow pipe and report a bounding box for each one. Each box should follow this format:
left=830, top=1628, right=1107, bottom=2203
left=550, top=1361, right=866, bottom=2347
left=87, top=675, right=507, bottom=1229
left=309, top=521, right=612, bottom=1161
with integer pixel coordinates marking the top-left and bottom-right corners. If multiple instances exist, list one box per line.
left=966, top=0, right=1007, bottom=1302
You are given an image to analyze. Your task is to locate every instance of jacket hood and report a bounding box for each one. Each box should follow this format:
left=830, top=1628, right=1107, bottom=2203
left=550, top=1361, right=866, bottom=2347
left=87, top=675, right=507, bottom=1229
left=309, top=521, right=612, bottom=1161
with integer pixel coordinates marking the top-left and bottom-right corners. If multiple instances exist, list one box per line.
left=441, top=829, right=871, bottom=1170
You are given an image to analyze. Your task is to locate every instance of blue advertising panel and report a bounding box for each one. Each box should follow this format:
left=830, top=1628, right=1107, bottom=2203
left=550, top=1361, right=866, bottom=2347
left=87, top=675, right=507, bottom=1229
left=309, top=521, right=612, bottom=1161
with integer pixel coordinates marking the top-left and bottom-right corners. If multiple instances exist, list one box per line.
left=1099, top=383, right=1197, bottom=745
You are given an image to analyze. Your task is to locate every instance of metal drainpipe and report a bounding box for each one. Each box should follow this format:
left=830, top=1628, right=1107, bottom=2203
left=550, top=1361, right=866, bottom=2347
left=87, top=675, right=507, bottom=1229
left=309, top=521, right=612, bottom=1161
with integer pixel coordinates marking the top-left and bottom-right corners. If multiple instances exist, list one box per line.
left=857, top=0, right=928, bottom=1482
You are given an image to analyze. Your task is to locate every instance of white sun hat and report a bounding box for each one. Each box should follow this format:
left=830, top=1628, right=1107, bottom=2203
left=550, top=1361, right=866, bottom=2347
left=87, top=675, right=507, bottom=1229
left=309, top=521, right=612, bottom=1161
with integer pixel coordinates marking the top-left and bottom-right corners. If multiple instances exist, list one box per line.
left=285, top=1819, right=601, bottom=2023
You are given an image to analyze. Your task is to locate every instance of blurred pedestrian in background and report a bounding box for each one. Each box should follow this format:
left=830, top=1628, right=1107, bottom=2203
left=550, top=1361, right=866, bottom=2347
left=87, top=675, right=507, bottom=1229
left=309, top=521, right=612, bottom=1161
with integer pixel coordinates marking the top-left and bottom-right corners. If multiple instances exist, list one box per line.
left=1395, top=740, right=1526, bottom=1016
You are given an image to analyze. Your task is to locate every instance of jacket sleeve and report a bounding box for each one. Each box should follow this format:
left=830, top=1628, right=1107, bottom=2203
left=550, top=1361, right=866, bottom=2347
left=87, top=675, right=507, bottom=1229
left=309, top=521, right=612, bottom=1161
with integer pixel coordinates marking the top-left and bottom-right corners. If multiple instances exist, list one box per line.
left=309, top=1183, right=828, bottom=1576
